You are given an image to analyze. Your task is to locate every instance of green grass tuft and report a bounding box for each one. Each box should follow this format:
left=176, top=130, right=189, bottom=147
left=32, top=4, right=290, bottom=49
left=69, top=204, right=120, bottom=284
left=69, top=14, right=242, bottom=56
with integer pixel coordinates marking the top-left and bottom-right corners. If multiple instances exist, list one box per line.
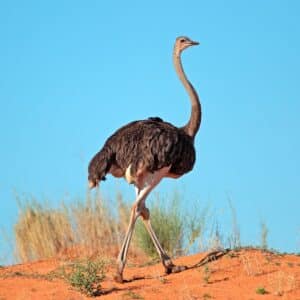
left=135, top=194, right=183, bottom=258
left=67, top=259, right=105, bottom=297
left=122, top=290, right=144, bottom=299
left=256, top=287, right=267, bottom=295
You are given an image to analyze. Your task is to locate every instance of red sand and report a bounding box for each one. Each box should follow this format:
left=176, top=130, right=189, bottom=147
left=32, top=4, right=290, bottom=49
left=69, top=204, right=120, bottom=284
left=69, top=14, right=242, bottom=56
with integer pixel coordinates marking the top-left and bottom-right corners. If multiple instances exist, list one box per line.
left=0, top=248, right=299, bottom=299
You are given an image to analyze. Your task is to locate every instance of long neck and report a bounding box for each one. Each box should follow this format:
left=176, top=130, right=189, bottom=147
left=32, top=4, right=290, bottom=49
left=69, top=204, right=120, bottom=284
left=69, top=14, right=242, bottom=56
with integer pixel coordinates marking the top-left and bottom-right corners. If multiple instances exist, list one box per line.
left=173, top=50, right=201, bottom=138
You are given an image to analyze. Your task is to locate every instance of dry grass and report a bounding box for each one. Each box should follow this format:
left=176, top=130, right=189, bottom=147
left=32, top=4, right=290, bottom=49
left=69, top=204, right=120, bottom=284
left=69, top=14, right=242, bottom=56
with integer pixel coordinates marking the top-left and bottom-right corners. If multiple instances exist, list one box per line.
left=260, top=221, right=268, bottom=250
left=14, top=190, right=209, bottom=263
left=268, top=271, right=297, bottom=296
left=13, top=190, right=276, bottom=268
left=15, top=202, right=73, bottom=262
left=14, top=192, right=130, bottom=262
left=240, top=251, right=263, bottom=276
left=70, top=191, right=129, bottom=257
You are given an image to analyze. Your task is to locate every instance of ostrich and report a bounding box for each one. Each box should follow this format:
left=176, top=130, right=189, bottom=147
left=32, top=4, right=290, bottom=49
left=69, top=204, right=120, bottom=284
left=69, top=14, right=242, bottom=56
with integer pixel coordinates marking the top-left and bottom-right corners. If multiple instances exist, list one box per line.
left=88, top=36, right=201, bottom=283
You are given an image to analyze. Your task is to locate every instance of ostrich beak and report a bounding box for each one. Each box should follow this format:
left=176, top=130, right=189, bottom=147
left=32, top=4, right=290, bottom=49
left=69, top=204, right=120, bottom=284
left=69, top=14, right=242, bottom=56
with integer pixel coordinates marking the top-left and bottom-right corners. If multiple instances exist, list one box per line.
left=88, top=180, right=97, bottom=189
left=190, top=40, right=199, bottom=46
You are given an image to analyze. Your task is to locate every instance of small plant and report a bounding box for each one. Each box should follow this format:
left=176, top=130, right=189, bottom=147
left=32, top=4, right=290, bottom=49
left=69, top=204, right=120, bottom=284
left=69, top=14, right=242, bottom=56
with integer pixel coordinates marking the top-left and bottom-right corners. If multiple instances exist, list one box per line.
left=203, top=293, right=212, bottom=299
left=67, top=260, right=105, bottom=296
left=256, top=287, right=267, bottom=295
left=226, top=251, right=237, bottom=258
left=264, top=255, right=272, bottom=263
left=122, top=290, right=144, bottom=299
left=203, top=264, right=211, bottom=284
left=158, top=276, right=167, bottom=284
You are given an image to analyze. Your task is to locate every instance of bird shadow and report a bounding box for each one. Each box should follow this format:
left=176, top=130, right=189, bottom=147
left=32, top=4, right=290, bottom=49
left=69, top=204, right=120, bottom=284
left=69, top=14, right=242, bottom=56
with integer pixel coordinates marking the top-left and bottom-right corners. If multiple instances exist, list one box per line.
left=122, top=275, right=147, bottom=283
left=123, top=249, right=230, bottom=284
left=95, top=285, right=142, bottom=297
left=188, top=248, right=230, bottom=270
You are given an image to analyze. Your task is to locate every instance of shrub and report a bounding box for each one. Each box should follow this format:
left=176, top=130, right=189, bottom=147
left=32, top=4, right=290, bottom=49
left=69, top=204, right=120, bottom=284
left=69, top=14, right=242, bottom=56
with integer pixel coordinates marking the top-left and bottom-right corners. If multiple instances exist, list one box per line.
left=256, top=287, right=267, bottom=294
left=135, top=194, right=183, bottom=258
left=67, top=259, right=105, bottom=296
left=134, top=192, right=208, bottom=258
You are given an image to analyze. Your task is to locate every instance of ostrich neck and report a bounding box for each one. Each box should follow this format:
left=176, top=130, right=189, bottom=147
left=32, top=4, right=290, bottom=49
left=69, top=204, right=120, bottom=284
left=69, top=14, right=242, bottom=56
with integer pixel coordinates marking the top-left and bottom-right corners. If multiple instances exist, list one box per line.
left=173, top=51, right=201, bottom=138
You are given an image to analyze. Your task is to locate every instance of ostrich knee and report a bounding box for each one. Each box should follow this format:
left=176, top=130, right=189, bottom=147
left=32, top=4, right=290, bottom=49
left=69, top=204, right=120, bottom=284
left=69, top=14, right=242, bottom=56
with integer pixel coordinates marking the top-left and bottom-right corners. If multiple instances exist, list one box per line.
left=140, top=207, right=150, bottom=220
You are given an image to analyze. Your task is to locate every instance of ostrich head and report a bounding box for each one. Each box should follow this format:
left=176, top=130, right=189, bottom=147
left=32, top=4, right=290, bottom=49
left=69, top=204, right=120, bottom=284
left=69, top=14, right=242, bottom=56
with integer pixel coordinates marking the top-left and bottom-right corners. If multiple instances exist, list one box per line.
left=88, top=175, right=99, bottom=189
left=174, top=36, right=199, bottom=56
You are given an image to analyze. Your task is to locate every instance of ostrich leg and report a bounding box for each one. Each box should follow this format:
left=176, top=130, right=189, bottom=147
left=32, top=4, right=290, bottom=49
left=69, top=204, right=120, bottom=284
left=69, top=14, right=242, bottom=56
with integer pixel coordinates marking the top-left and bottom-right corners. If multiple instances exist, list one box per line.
left=114, top=202, right=139, bottom=283
left=140, top=206, right=187, bottom=273
left=115, top=167, right=169, bottom=282
left=115, top=166, right=185, bottom=283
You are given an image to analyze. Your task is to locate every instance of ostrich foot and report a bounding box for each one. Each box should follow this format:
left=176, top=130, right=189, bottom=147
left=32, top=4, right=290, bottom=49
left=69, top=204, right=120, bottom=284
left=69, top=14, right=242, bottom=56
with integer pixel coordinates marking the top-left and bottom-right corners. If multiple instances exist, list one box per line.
left=113, top=272, right=124, bottom=283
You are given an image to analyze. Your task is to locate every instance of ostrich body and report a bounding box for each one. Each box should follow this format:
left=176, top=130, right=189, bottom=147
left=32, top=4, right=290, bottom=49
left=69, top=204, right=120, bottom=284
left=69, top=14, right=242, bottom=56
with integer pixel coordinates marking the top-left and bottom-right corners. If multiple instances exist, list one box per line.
left=88, top=36, right=201, bottom=282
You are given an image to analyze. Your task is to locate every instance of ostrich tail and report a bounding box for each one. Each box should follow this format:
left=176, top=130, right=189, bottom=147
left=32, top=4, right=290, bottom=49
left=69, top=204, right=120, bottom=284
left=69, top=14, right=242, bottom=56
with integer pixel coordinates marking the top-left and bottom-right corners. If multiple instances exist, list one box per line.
left=88, top=146, right=113, bottom=188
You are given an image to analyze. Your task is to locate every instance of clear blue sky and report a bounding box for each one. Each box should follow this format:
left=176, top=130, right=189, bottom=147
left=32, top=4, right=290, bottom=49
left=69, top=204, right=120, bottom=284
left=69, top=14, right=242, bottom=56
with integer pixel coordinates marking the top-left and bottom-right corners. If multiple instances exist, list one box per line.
left=1, top=1, right=299, bottom=263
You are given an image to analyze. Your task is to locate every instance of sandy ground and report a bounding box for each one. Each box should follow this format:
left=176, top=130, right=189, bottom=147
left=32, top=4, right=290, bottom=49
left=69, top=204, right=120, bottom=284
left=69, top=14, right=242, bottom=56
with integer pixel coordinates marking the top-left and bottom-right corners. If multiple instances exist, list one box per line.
left=0, top=248, right=299, bottom=300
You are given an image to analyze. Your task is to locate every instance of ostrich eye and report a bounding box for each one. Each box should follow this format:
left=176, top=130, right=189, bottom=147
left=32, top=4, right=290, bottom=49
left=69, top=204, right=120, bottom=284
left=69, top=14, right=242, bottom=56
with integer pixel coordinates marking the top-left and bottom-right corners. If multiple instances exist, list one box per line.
left=180, top=38, right=186, bottom=43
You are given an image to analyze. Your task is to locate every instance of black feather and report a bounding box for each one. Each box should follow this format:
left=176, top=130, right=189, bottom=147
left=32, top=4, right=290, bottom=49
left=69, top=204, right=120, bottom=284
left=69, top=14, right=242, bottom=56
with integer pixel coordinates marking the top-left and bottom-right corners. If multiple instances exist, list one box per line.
left=88, top=118, right=196, bottom=184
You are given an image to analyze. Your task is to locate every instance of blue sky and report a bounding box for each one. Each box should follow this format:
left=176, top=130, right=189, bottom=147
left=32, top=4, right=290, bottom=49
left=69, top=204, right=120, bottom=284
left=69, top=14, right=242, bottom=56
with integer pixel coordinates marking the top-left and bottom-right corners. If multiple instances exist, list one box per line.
left=0, top=1, right=299, bottom=263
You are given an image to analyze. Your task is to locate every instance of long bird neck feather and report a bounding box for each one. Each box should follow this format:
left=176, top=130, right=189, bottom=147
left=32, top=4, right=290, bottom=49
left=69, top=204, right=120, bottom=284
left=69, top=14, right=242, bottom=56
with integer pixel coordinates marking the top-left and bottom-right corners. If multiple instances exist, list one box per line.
left=173, top=49, right=201, bottom=138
